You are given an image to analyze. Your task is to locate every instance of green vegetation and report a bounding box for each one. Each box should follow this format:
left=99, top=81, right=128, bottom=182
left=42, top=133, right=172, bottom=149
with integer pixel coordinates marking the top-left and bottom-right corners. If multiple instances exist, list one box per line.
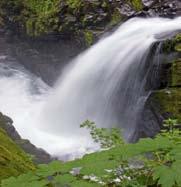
left=171, top=59, right=181, bottom=87
left=154, top=88, right=181, bottom=122
left=67, top=0, right=82, bottom=10
left=0, top=1, right=180, bottom=186
left=24, top=0, right=60, bottom=36
left=154, top=33, right=181, bottom=123
left=84, top=31, right=94, bottom=46
left=162, top=33, right=181, bottom=53
left=0, top=0, right=142, bottom=40
left=175, top=43, right=181, bottom=52
left=81, top=120, right=124, bottom=148
left=174, top=33, right=181, bottom=52
left=1, top=119, right=181, bottom=187
left=128, top=0, right=143, bottom=11
left=0, top=114, right=35, bottom=182
left=110, top=9, right=122, bottom=26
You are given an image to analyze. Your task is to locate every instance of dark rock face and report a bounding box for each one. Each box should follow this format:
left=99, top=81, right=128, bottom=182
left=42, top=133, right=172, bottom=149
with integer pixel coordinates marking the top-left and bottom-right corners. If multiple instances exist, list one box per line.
left=142, top=33, right=180, bottom=137
left=140, top=0, right=181, bottom=17
left=1, top=0, right=179, bottom=41
left=0, top=0, right=134, bottom=43
left=0, top=0, right=134, bottom=85
left=0, top=112, right=52, bottom=164
left=131, top=33, right=181, bottom=141
left=1, top=0, right=180, bottom=85
left=10, top=38, right=84, bottom=85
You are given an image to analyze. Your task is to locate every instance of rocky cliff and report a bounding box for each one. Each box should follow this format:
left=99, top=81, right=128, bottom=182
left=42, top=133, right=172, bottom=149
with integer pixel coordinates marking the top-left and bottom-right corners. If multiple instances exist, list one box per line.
left=0, top=0, right=180, bottom=85
left=0, top=112, right=52, bottom=165
left=150, top=33, right=181, bottom=123
left=0, top=112, right=35, bottom=181
left=0, top=0, right=180, bottom=41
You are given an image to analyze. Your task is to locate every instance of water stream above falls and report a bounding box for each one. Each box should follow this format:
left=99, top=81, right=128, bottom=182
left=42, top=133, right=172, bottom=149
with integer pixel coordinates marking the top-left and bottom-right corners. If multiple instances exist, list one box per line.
left=0, top=17, right=181, bottom=160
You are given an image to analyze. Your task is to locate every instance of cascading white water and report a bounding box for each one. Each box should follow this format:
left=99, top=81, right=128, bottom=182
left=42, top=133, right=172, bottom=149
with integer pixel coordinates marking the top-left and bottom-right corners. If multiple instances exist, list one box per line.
left=40, top=17, right=181, bottom=139
left=0, top=17, right=181, bottom=159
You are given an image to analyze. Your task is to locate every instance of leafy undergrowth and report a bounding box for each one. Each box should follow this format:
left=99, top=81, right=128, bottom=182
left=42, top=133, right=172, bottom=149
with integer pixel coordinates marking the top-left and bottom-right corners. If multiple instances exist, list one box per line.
left=1, top=119, right=181, bottom=187
left=0, top=114, right=35, bottom=182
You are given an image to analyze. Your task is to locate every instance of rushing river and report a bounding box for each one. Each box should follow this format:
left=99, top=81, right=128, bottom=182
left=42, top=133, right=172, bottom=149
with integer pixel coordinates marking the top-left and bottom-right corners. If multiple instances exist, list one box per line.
left=0, top=17, right=181, bottom=159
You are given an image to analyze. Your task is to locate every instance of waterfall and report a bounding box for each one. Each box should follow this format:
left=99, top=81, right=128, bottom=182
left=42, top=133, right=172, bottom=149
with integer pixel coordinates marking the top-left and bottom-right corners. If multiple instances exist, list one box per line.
left=0, top=17, right=180, bottom=159
left=40, top=17, right=181, bottom=140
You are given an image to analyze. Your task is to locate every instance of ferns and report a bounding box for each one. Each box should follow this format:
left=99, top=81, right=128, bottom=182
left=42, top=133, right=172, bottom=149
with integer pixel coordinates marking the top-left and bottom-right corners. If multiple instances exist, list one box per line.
left=80, top=120, right=124, bottom=148
left=1, top=119, right=181, bottom=187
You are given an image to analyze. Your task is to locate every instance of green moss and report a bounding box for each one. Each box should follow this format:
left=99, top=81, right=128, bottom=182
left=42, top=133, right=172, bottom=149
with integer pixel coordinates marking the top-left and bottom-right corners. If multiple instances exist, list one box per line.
left=101, top=1, right=108, bottom=8
left=0, top=114, right=35, bottom=182
left=25, top=19, right=34, bottom=36
left=0, top=0, right=61, bottom=36
left=84, top=30, right=94, bottom=46
left=170, top=59, right=181, bottom=87
left=110, top=9, right=122, bottom=26
left=153, top=88, right=181, bottom=122
left=23, top=0, right=60, bottom=36
left=174, top=33, right=181, bottom=52
left=175, top=33, right=181, bottom=42
left=175, top=43, right=181, bottom=52
left=128, top=0, right=143, bottom=11
left=67, top=0, right=82, bottom=10
left=162, top=33, right=181, bottom=53
left=162, top=40, right=175, bottom=53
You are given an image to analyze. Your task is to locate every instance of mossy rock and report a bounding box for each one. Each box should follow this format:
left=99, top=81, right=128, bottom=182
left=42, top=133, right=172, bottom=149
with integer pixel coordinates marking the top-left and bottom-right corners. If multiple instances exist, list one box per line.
left=153, top=88, right=181, bottom=122
left=66, top=0, right=83, bottom=10
left=0, top=0, right=135, bottom=40
left=0, top=113, right=35, bottom=182
left=155, top=33, right=181, bottom=123
left=162, top=33, right=181, bottom=53
left=170, top=58, right=181, bottom=87
left=84, top=30, right=94, bottom=46
left=110, top=8, right=123, bottom=26
left=127, top=0, right=143, bottom=11
left=175, top=43, right=181, bottom=52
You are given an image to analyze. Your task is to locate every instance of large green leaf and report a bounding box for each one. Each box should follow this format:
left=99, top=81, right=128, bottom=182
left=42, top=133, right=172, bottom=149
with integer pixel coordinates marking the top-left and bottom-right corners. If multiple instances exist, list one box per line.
left=70, top=180, right=101, bottom=187
left=36, top=160, right=63, bottom=177
left=153, top=161, right=181, bottom=187
left=54, top=174, right=76, bottom=185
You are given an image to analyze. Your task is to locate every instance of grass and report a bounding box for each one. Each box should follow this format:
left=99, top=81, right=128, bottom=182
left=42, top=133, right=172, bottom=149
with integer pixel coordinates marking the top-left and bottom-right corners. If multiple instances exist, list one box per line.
left=0, top=114, right=35, bottom=181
